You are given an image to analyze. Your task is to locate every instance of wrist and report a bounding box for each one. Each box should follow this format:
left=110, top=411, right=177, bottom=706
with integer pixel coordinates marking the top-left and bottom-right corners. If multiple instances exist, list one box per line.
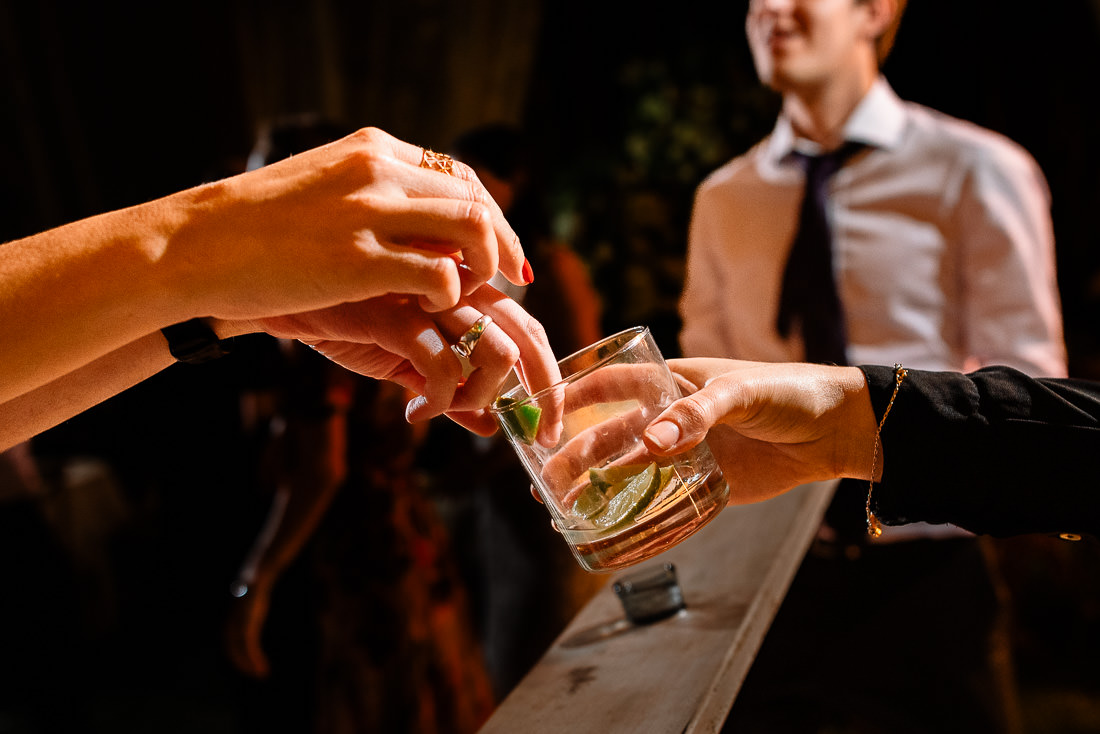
left=144, top=179, right=242, bottom=324
left=836, top=366, right=880, bottom=481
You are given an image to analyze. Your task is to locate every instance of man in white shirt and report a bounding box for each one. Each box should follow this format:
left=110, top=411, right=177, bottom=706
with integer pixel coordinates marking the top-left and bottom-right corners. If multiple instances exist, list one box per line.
left=680, top=0, right=1066, bottom=731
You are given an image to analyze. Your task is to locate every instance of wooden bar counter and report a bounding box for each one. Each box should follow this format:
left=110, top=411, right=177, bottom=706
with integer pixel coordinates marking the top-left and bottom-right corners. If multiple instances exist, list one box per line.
left=478, top=479, right=837, bottom=734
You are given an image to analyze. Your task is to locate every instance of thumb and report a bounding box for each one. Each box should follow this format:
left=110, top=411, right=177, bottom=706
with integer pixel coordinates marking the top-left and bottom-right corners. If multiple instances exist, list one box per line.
left=644, top=376, right=748, bottom=455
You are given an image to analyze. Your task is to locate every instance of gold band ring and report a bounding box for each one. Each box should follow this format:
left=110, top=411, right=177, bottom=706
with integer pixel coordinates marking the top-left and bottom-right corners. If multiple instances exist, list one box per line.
left=453, top=315, right=493, bottom=360
left=421, top=148, right=456, bottom=175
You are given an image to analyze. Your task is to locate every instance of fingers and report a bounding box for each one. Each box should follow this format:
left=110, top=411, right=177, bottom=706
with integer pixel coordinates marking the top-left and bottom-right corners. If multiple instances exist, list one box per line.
left=644, top=374, right=748, bottom=455
left=292, top=298, right=465, bottom=420
left=428, top=306, right=519, bottom=413
left=276, top=287, right=560, bottom=433
left=474, top=290, right=560, bottom=392
left=443, top=408, right=498, bottom=436
left=409, top=289, right=563, bottom=447
left=666, top=357, right=757, bottom=391
left=417, top=163, right=523, bottom=288
left=358, top=197, right=496, bottom=311
left=396, top=198, right=499, bottom=295
left=542, top=406, right=651, bottom=493
left=463, top=284, right=564, bottom=445
left=379, top=326, right=462, bottom=422
left=372, top=249, right=463, bottom=313
left=644, top=358, right=764, bottom=455
left=560, top=362, right=668, bottom=412
left=366, top=127, right=527, bottom=288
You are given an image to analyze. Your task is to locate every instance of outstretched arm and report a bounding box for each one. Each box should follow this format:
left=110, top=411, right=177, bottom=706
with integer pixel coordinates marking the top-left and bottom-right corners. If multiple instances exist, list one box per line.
left=647, top=359, right=1100, bottom=537
left=0, top=282, right=560, bottom=452
left=0, top=127, right=528, bottom=405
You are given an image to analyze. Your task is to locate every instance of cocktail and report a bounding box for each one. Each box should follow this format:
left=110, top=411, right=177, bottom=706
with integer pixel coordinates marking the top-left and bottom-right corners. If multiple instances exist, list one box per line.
left=492, top=327, right=729, bottom=572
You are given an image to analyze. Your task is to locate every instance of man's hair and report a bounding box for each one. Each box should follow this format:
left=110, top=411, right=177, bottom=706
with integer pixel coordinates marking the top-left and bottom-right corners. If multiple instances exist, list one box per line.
left=875, top=0, right=907, bottom=66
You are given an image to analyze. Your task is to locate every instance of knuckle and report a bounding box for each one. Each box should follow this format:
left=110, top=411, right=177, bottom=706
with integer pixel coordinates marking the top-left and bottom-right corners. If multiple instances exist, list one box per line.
left=356, top=191, right=384, bottom=212
left=341, top=146, right=384, bottom=182
left=429, top=268, right=462, bottom=307
left=498, top=337, right=521, bottom=366
left=352, top=126, right=386, bottom=146
left=474, top=186, right=496, bottom=214
left=463, top=196, right=492, bottom=230
left=439, top=356, right=463, bottom=382
left=343, top=128, right=398, bottom=180
left=521, top=316, right=551, bottom=351
left=429, top=341, right=462, bottom=376
left=674, top=396, right=712, bottom=434
left=359, top=150, right=390, bottom=181
left=458, top=201, right=496, bottom=263
left=450, top=159, right=478, bottom=183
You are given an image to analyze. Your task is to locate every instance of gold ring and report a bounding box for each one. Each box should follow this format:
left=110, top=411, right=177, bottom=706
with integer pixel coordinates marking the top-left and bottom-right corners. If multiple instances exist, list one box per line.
left=452, top=314, right=492, bottom=360
left=421, top=148, right=456, bottom=175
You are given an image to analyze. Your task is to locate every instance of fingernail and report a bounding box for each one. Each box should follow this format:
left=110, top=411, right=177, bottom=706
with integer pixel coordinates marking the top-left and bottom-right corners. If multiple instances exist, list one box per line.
left=405, top=395, right=429, bottom=423
left=645, top=421, right=681, bottom=450
left=522, top=257, right=534, bottom=284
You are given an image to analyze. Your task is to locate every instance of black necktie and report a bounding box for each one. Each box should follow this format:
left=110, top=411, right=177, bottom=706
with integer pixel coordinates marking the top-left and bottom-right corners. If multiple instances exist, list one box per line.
left=775, top=143, right=863, bottom=365
left=777, top=143, right=871, bottom=544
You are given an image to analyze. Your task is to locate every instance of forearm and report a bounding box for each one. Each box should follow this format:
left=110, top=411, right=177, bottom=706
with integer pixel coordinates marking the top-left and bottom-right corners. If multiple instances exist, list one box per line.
left=0, top=331, right=178, bottom=452
left=864, top=365, right=1100, bottom=537
left=0, top=192, right=203, bottom=402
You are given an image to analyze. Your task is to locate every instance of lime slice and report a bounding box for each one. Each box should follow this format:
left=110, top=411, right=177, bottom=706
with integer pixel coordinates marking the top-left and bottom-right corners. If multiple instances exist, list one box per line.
left=571, top=482, right=608, bottom=519
left=657, top=465, right=675, bottom=493
left=494, top=396, right=542, bottom=445
left=592, top=462, right=660, bottom=530
left=589, top=463, right=650, bottom=495
left=637, top=465, right=678, bottom=517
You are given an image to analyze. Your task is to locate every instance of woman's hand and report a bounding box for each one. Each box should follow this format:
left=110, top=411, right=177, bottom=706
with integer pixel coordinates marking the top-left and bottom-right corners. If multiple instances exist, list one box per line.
left=230, top=283, right=562, bottom=434
left=644, top=359, right=878, bottom=504
left=164, top=127, right=530, bottom=321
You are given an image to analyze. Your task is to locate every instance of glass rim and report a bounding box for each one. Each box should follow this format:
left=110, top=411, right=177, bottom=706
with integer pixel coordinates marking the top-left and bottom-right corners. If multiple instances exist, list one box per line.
left=490, top=325, right=650, bottom=412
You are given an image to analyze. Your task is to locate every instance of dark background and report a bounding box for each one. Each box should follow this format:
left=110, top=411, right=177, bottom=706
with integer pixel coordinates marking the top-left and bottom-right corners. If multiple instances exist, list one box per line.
left=3, top=1, right=1100, bottom=732
left=5, top=1, right=1100, bottom=366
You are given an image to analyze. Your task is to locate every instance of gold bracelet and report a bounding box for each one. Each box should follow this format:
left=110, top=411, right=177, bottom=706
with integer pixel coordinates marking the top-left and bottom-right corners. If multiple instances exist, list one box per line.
left=867, top=363, right=908, bottom=538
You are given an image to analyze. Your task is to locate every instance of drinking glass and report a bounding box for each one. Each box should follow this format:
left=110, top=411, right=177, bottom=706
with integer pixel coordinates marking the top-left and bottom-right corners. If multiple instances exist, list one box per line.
left=492, top=327, right=729, bottom=572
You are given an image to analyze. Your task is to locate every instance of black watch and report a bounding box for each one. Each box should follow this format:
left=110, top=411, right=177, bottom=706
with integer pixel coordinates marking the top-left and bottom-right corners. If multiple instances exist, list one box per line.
left=161, top=319, right=234, bottom=364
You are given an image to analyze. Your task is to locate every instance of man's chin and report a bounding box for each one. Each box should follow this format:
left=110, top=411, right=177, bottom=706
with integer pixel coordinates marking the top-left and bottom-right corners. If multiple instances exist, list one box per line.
left=762, top=67, right=815, bottom=95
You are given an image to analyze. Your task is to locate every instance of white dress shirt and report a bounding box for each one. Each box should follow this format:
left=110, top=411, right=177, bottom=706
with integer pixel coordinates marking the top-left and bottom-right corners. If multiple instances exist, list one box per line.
left=680, top=78, right=1067, bottom=379
left=680, top=79, right=1067, bottom=540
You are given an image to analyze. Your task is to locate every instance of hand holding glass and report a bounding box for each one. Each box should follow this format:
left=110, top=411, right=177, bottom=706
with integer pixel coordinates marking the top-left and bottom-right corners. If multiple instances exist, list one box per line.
left=492, top=327, right=729, bottom=572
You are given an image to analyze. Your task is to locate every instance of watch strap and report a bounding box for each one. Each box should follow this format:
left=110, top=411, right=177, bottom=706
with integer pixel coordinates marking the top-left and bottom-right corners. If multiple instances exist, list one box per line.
left=161, top=318, right=233, bottom=364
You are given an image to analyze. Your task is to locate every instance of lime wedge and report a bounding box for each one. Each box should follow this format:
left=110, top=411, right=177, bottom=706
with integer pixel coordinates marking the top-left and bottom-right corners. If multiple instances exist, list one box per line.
left=571, top=482, right=608, bottom=519
left=494, top=396, right=542, bottom=445
left=592, top=462, right=660, bottom=530
left=657, top=465, right=675, bottom=493
left=589, top=463, right=651, bottom=495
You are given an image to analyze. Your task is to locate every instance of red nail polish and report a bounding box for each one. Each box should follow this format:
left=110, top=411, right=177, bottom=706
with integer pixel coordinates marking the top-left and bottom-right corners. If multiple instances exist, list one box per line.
left=522, top=258, right=534, bottom=284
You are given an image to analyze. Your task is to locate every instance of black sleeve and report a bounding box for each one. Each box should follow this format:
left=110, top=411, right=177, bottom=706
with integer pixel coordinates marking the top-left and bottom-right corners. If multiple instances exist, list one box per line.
left=859, top=365, right=1100, bottom=538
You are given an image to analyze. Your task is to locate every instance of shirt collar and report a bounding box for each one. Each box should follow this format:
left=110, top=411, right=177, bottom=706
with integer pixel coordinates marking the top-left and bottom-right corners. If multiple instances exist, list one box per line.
left=765, top=77, right=906, bottom=164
